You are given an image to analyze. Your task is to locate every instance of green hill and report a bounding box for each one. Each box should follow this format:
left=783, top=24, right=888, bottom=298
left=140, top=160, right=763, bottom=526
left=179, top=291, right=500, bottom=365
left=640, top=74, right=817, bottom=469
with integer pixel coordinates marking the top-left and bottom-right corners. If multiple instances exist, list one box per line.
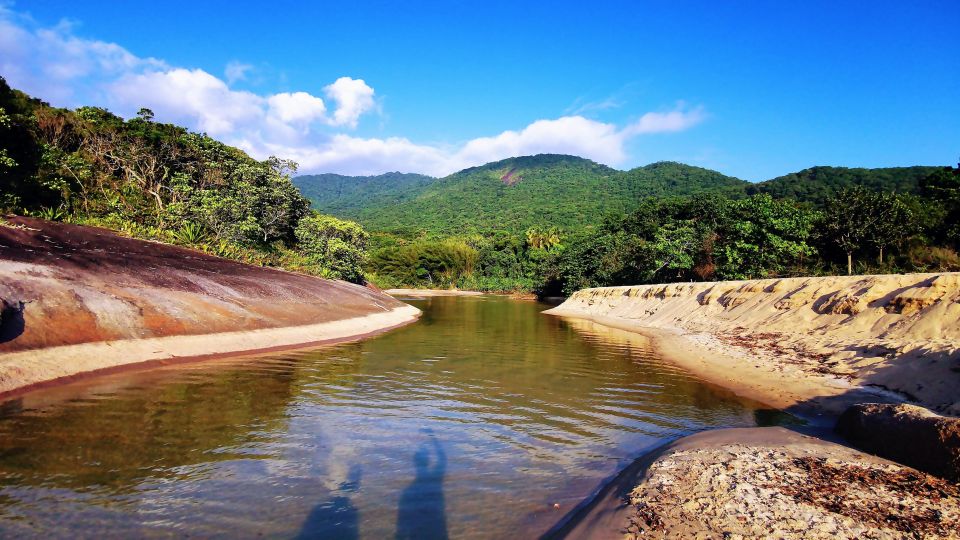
left=748, top=165, right=942, bottom=206
left=296, top=154, right=749, bottom=234
left=295, top=158, right=948, bottom=234
left=293, top=172, right=436, bottom=217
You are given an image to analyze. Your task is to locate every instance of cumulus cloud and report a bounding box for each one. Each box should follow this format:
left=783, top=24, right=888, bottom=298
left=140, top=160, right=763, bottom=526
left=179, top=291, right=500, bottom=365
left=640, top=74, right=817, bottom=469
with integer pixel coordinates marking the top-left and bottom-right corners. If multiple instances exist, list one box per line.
left=110, top=68, right=263, bottom=135
left=455, top=116, right=628, bottom=167
left=267, top=92, right=327, bottom=125
left=0, top=7, right=706, bottom=177
left=247, top=107, right=704, bottom=177
left=0, top=8, right=165, bottom=104
left=323, top=77, right=376, bottom=128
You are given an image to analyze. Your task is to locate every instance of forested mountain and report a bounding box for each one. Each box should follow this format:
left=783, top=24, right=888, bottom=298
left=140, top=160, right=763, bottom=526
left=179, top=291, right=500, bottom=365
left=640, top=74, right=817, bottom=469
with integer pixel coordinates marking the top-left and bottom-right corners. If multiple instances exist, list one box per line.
left=748, top=166, right=943, bottom=207
left=297, top=154, right=749, bottom=234
left=294, top=171, right=436, bottom=217
left=297, top=158, right=947, bottom=235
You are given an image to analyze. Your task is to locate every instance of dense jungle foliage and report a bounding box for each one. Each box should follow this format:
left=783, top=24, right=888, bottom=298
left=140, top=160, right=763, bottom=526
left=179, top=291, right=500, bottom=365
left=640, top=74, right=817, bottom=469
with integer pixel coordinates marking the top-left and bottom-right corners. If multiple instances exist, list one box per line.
left=359, top=176, right=959, bottom=296
left=747, top=165, right=942, bottom=207
left=297, top=153, right=956, bottom=296
left=0, top=77, right=367, bottom=282
left=294, top=172, right=436, bottom=217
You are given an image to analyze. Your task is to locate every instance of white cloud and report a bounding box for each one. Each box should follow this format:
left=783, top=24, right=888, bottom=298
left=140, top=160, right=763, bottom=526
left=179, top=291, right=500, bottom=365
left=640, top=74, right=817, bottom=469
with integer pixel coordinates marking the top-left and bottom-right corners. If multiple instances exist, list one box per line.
left=565, top=96, right=624, bottom=116
left=0, top=7, right=706, bottom=177
left=624, top=105, right=706, bottom=135
left=0, top=8, right=165, bottom=104
left=267, top=91, right=327, bottom=125
left=455, top=116, right=628, bottom=167
left=110, top=68, right=264, bottom=136
left=247, top=107, right=704, bottom=177
left=323, top=77, right=376, bottom=128
left=224, top=61, right=253, bottom=84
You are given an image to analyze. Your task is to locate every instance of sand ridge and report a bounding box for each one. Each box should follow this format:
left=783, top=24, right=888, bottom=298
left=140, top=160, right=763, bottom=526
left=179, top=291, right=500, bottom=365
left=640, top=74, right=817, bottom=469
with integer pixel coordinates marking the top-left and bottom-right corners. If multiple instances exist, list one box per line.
left=546, top=273, right=960, bottom=417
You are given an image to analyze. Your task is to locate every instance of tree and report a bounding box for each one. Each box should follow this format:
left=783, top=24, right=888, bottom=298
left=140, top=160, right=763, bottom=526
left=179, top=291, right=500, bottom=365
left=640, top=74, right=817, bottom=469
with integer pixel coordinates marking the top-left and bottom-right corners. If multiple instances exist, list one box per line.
left=136, top=108, right=155, bottom=122
left=870, top=193, right=918, bottom=263
left=821, top=187, right=885, bottom=275
left=714, top=194, right=817, bottom=280
left=295, top=213, right=369, bottom=283
left=920, top=164, right=960, bottom=248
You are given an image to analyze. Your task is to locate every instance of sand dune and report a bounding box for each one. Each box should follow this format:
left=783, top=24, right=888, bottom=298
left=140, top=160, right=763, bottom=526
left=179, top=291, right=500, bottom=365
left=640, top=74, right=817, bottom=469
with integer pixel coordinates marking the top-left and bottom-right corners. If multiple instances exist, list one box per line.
left=546, top=273, right=960, bottom=417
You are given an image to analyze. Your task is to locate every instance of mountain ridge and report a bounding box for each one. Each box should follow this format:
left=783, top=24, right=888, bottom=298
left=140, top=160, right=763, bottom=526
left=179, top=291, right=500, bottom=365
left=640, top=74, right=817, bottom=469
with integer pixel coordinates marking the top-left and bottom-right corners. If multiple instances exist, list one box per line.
left=294, top=154, right=947, bottom=234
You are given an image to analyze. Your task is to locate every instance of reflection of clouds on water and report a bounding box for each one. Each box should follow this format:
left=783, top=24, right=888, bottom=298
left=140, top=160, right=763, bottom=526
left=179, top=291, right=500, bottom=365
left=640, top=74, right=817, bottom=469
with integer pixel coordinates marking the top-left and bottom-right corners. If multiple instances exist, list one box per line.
left=297, top=464, right=362, bottom=540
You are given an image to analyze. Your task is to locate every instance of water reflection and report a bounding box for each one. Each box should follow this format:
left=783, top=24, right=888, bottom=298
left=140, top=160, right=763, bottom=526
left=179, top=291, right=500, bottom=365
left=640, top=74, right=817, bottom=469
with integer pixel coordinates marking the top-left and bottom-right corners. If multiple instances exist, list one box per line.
left=298, top=464, right=363, bottom=540
left=0, top=296, right=780, bottom=538
left=396, top=430, right=448, bottom=540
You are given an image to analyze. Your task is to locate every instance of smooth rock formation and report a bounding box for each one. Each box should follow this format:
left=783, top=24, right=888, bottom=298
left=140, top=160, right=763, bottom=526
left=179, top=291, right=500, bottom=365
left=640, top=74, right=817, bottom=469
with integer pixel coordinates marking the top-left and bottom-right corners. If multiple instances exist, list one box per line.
left=0, top=216, right=420, bottom=396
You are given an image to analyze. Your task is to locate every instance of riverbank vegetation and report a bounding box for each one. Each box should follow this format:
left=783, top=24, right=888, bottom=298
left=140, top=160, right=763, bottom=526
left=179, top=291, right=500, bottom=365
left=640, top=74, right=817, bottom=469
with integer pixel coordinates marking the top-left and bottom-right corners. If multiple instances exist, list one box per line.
left=0, top=77, right=367, bottom=282
left=354, top=164, right=960, bottom=296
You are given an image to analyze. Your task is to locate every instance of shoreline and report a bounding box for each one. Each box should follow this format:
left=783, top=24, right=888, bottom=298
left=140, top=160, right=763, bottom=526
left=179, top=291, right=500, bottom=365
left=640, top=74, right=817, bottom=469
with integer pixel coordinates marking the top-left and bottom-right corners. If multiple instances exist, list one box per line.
left=384, top=288, right=486, bottom=297
left=544, top=311, right=892, bottom=424
left=1, top=217, right=424, bottom=400
left=545, top=273, right=960, bottom=417
left=544, top=274, right=960, bottom=538
left=547, top=425, right=960, bottom=539
left=0, top=304, right=420, bottom=400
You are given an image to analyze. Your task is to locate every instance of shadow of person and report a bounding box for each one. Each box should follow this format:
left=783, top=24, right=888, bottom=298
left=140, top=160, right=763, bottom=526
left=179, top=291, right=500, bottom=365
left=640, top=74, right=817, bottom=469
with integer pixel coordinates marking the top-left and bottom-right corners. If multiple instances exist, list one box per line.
left=297, top=464, right=363, bottom=540
left=396, top=431, right=448, bottom=540
left=0, top=300, right=25, bottom=344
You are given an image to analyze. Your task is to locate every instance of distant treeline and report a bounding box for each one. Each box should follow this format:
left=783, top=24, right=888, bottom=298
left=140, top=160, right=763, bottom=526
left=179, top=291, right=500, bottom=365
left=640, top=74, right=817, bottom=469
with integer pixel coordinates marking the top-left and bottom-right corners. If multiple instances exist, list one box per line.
left=363, top=171, right=960, bottom=295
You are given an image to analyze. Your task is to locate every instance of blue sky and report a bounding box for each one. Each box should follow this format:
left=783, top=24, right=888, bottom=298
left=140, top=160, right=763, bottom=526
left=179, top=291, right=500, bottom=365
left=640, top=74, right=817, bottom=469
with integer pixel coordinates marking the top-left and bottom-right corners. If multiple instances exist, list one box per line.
left=2, top=1, right=957, bottom=179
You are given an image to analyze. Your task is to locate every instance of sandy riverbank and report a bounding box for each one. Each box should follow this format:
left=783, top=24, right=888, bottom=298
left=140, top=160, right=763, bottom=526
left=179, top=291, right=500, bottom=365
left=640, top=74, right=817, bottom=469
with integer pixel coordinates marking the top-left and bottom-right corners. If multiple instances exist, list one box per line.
left=546, top=274, right=960, bottom=538
left=546, top=273, right=960, bottom=418
left=0, top=216, right=420, bottom=397
left=552, top=427, right=960, bottom=539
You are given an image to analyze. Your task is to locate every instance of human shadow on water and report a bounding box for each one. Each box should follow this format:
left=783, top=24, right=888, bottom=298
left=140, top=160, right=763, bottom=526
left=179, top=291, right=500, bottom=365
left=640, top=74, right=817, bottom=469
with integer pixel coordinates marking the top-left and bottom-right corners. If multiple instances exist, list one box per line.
left=396, top=430, right=448, bottom=540
left=297, top=465, right=363, bottom=540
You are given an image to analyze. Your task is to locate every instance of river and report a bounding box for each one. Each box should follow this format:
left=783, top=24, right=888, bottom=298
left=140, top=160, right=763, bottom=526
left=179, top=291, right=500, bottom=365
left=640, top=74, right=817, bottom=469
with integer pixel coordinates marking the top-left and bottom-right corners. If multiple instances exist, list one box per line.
left=0, top=295, right=789, bottom=538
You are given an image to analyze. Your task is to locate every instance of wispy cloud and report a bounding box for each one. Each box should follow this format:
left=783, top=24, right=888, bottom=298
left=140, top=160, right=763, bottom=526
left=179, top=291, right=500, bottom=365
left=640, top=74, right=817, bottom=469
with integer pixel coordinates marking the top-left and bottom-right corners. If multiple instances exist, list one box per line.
left=565, top=95, right=625, bottom=116
left=0, top=7, right=707, bottom=176
left=622, top=104, right=707, bottom=136
left=224, top=60, right=253, bottom=84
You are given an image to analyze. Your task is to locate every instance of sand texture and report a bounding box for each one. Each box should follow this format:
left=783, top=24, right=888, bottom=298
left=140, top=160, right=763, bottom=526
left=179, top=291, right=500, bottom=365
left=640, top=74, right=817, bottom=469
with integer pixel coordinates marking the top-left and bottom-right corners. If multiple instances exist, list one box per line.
left=0, top=216, right=420, bottom=396
left=546, top=274, right=960, bottom=417
left=554, top=427, right=960, bottom=540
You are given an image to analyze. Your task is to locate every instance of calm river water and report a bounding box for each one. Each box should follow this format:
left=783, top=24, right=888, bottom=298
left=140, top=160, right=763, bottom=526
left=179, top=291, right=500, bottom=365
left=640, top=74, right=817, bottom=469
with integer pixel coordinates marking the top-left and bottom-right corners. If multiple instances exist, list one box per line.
left=0, top=296, right=785, bottom=538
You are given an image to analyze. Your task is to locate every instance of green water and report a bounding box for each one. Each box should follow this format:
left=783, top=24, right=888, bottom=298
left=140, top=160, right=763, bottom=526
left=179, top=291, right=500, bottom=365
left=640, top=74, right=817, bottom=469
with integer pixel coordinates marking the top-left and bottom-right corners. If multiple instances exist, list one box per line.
left=0, top=296, right=780, bottom=538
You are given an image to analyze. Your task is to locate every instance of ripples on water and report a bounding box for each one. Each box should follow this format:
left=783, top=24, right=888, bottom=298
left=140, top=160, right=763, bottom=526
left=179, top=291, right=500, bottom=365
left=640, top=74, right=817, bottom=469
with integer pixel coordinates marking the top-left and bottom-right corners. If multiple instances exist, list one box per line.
left=0, top=296, right=781, bottom=538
